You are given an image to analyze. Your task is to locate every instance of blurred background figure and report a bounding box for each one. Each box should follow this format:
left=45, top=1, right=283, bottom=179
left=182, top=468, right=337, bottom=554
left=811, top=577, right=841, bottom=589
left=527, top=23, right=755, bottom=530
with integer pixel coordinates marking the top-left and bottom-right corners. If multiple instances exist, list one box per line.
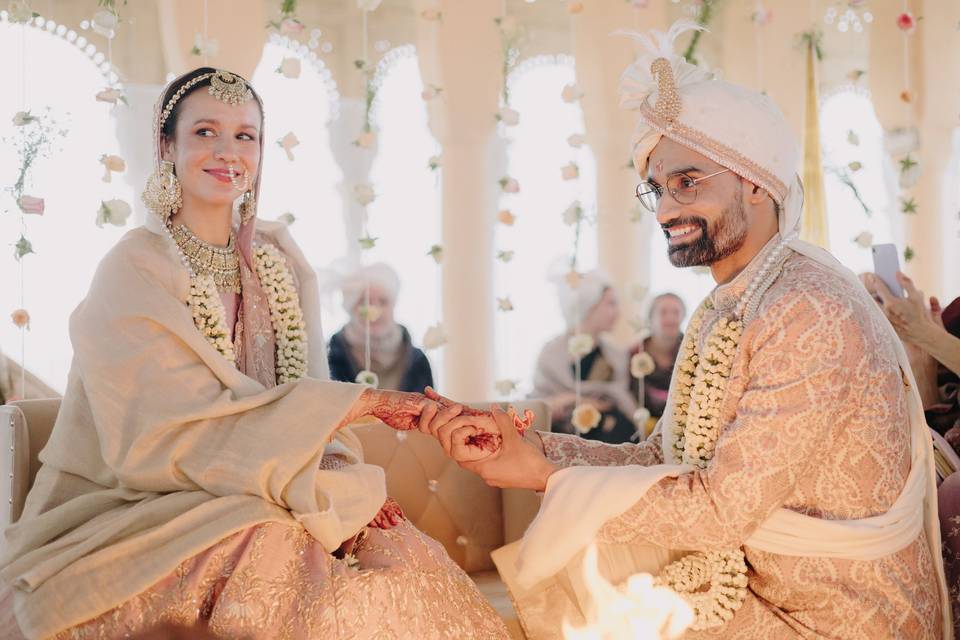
left=531, top=270, right=636, bottom=443
left=630, top=293, right=686, bottom=429
left=328, top=262, right=434, bottom=392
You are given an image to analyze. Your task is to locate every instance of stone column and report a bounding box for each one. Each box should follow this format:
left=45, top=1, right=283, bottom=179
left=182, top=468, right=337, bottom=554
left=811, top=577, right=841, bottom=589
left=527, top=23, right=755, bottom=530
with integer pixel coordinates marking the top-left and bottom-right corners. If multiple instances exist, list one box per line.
left=572, top=0, right=670, bottom=343
left=414, top=0, right=502, bottom=399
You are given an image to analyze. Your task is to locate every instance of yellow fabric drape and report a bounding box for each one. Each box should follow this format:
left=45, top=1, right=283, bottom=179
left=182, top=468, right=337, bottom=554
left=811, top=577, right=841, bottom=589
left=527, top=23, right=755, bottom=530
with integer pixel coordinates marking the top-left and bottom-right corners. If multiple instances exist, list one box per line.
left=800, top=40, right=829, bottom=249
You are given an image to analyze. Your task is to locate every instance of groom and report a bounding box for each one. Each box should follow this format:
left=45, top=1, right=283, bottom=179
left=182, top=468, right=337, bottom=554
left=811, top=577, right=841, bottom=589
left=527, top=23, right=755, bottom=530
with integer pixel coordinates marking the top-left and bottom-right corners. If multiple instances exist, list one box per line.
left=427, top=22, right=949, bottom=639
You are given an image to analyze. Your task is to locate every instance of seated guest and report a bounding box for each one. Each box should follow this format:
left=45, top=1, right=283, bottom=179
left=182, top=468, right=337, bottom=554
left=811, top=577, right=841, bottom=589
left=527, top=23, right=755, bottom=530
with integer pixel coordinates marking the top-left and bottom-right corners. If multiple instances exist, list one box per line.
left=629, top=292, right=686, bottom=421
left=531, top=270, right=637, bottom=443
left=328, top=262, right=434, bottom=392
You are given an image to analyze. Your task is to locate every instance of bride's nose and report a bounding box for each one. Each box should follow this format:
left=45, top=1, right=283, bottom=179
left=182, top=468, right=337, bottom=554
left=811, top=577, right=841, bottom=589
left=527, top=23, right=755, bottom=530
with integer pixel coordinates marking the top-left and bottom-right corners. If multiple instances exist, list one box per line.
left=213, top=145, right=239, bottom=165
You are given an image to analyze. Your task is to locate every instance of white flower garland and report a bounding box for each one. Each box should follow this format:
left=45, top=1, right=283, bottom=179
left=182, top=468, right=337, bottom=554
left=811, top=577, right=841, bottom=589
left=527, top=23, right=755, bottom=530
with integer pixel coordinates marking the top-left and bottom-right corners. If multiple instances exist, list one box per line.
left=253, top=243, right=308, bottom=384
left=189, top=274, right=237, bottom=366
left=656, top=300, right=749, bottom=630
left=185, top=242, right=308, bottom=384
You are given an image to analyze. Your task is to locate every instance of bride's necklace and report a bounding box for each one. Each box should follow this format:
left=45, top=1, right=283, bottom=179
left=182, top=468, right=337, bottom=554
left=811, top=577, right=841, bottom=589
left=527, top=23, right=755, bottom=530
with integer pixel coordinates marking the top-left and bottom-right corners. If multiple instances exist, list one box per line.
left=170, top=223, right=241, bottom=294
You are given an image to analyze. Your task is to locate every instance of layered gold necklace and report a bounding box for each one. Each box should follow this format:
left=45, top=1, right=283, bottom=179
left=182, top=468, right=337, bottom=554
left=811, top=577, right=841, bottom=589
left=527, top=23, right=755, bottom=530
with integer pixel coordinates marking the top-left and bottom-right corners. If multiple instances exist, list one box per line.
left=170, top=223, right=241, bottom=294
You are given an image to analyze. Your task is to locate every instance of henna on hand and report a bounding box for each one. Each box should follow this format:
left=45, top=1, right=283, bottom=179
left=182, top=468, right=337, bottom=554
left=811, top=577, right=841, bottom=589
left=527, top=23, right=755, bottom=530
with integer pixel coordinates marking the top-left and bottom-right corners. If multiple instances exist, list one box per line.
left=369, top=496, right=405, bottom=529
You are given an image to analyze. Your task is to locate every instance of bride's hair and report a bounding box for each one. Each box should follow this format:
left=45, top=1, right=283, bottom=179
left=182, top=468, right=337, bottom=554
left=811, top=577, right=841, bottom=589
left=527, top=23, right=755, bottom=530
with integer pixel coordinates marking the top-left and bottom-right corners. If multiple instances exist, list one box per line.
left=158, top=67, right=264, bottom=143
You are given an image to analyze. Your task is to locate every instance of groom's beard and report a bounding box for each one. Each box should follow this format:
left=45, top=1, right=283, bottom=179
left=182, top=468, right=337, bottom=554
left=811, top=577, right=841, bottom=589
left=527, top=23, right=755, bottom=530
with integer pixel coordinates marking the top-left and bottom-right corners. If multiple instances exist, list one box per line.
left=663, top=198, right=748, bottom=268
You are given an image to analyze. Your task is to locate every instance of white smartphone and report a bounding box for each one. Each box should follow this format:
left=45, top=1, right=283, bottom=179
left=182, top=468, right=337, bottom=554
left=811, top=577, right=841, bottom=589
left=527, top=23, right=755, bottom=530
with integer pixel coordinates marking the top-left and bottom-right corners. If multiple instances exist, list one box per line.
left=871, top=243, right=903, bottom=298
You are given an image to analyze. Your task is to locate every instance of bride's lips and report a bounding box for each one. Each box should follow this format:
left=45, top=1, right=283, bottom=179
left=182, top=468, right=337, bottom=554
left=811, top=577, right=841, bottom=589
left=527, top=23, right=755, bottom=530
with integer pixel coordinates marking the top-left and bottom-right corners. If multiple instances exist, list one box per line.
left=204, top=168, right=238, bottom=184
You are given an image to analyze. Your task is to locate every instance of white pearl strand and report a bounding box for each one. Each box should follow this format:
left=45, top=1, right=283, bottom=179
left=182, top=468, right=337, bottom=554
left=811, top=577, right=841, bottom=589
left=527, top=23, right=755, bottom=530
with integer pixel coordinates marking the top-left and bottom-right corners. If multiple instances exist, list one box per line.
left=733, top=231, right=798, bottom=324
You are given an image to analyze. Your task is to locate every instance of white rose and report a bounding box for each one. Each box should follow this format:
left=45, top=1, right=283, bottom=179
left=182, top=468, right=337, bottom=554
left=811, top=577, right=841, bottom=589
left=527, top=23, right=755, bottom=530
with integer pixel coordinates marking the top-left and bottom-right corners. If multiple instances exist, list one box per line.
left=422, top=323, right=447, bottom=350
left=99, top=154, right=126, bottom=182
left=353, top=183, right=376, bottom=206
left=567, top=333, right=595, bottom=358
left=561, top=162, right=580, bottom=181
left=355, top=370, right=380, bottom=388
left=567, top=133, right=586, bottom=148
left=562, top=201, right=583, bottom=226
left=498, top=107, right=520, bottom=126
left=495, top=378, right=518, bottom=396
left=853, top=231, right=873, bottom=248
left=95, top=88, right=124, bottom=104
left=561, top=83, right=584, bottom=103
left=497, top=297, right=514, bottom=312
left=357, top=0, right=383, bottom=11
left=631, top=352, right=656, bottom=378
left=91, top=10, right=117, bottom=38
left=12, top=111, right=34, bottom=126
left=278, top=212, right=296, bottom=226
left=279, top=57, right=301, bottom=79
left=633, top=407, right=651, bottom=428
left=571, top=403, right=601, bottom=433
left=96, top=199, right=132, bottom=228
left=500, top=177, right=520, bottom=194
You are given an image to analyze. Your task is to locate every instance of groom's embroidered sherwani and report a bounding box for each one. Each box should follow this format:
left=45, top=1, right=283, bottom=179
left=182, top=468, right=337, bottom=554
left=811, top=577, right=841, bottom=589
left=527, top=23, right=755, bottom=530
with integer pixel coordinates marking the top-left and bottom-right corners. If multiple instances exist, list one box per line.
left=539, top=243, right=942, bottom=638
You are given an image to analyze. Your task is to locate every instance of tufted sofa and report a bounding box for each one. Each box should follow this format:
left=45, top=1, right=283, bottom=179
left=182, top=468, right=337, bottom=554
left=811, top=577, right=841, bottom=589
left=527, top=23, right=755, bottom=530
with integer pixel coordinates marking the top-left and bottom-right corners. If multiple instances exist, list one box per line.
left=0, top=398, right=547, bottom=638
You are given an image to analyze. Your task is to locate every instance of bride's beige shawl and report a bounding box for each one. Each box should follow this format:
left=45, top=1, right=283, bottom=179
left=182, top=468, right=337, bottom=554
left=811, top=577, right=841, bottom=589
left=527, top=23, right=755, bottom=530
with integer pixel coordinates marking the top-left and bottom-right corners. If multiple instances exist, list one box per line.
left=0, top=223, right=385, bottom=638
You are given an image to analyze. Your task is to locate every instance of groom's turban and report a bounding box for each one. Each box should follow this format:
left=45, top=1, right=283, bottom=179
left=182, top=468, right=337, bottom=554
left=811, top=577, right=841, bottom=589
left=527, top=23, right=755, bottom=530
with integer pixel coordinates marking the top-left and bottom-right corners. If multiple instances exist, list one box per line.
left=619, top=20, right=803, bottom=234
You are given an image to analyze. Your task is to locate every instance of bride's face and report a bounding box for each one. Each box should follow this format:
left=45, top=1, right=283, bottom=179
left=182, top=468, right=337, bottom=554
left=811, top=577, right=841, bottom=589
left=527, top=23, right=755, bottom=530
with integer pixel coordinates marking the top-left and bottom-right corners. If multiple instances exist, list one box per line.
left=162, top=90, right=262, bottom=210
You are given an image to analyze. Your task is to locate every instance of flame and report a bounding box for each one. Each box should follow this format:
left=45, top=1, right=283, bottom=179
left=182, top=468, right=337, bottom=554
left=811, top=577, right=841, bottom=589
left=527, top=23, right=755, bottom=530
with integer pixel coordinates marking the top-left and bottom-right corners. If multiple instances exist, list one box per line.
left=563, top=546, right=692, bottom=640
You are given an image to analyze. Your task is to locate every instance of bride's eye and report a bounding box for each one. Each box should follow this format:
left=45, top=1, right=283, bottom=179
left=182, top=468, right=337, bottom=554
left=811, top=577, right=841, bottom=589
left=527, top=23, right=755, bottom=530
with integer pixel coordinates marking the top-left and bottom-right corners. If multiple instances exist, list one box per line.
left=237, top=132, right=256, bottom=142
left=196, top=128, right=216, bottom=137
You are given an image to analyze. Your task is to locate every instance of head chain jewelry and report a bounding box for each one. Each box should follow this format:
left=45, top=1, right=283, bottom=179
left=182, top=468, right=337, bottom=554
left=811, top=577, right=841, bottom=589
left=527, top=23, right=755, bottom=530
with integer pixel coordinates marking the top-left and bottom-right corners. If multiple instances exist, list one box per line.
left=157, top=70, right=254, bottom=133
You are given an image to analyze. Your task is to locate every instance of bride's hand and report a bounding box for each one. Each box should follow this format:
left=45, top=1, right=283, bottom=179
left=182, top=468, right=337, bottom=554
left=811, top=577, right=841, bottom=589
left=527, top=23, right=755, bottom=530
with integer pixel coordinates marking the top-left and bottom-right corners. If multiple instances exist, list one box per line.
left=369, top=497, right=405, bottom=529
left=354, top=388, right=465, bottom=433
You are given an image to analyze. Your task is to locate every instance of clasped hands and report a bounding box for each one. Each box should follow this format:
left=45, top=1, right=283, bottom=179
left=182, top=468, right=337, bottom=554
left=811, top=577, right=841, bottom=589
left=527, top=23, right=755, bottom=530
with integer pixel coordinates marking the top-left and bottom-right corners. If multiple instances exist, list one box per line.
left=351, top=386, right=558, bottom=492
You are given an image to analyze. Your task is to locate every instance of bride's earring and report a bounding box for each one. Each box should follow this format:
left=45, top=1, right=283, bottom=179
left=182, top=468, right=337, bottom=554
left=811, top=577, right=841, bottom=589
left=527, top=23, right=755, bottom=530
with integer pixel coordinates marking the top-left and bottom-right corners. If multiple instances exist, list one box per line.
left=142, top=160, right=182, bottom=226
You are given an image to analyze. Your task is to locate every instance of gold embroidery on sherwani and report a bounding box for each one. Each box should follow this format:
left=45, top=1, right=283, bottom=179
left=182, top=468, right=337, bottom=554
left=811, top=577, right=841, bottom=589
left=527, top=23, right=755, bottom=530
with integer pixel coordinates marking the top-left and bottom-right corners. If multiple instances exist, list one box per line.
left=539, top=253, right=942, bottom=639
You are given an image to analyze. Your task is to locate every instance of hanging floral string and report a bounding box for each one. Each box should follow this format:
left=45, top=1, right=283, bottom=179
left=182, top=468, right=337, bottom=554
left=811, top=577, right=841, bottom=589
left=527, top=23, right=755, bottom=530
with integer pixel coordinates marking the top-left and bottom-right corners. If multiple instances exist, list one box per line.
left=492, top=1, right=525, bottom=399
left=895, top=4, right=921, bottom=263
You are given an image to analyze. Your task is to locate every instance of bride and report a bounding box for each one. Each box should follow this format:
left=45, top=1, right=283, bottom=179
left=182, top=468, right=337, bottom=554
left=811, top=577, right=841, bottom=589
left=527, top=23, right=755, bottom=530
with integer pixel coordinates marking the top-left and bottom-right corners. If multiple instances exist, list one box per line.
left=0, top=67, right=509, bottom=639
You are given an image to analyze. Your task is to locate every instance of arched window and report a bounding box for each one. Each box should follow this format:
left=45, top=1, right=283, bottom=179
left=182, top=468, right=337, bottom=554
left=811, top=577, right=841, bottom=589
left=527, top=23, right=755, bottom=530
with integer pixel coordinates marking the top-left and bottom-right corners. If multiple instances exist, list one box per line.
left=251, top=34, right=347, bottom=328
left=820, top=87, right=898, bottom=274
left=365, top=46, right=442, bottom=368
left=498, top=56, right=599, bottom=394
left=0, top=15, right=128, bottom=393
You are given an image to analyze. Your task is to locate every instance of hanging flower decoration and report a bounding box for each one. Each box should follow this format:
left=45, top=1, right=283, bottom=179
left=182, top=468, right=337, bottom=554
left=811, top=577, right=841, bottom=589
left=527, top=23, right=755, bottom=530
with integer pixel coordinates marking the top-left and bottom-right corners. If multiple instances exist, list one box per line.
left=427, top=244, right=444, bottom=264
left=421, top=8, right=442, bottom=21
left=899, top=90, right=913, bottom=103
left=853, top=231, right=873, bottom=248
left=14, top=235, right=34, bottom=261
left=633, top=407, right=652, bottom=428
left=497, top=106, right=520, bottom=126
left=630, top=351, right=656, bottom=378
left=421, top=85, right=443, bottom=101
left=91, top=9, right=118, bottom=38
left=561, top=162, right=580, bottom=181
left=499, top=177, right=520, bottom=193
left=268, top=1, right=304, bottom=34
left=358, top=235, right=378, bottom=250
left=422, top=324, right=448, bottom=350
left=495, top=379, right=518, bottom=396
left=751, top=4, right=772, bottom=27
left=191, top=33, right=220, bottom=58
left=7, top=0, right=34, bottom=24
left=277, top=57, right=302, bottom=79
left=904, top=246, right=915, bottom=262
left=356, top=370, right=380, bottom=388
left=566, top=1, right=585, bottom=15
left=99, top=154, right=125, bottom=183
left=353, top=183, right=376, bottom=207
left=12, top=111, right=35, bottom=127
left=900, top=197, right=918, bottom=215
left=896, top=12, right=917, bottom=34
left=354, top=130, right=377, bottom=149
left=95, top=199, right=132, bottom=227
left=278, top=212, right=296, bottom=225
left=428, top=155, right=442, bottom=171
left=571, top=404, right=601, bottom=433
left=278, top=132, right=300, bottom=161
left=563, top=201, right=584, bottom=226
left=496, top=249, right=515, bottom=263
left=280, top=18, right=305, bottom=35
left=497, top=209, right=516, bottom=226
left=898, top=154, right=921, bottom=189
left=18, top=195, right=44, bottom=215
left=10, top=309, right=30, bottom=330
left=567, top=133, right=586, bottom=148
left=357, top=0, right=383, bottom=11
left=95, top=88, right=125, bottom=105
left=497, top=297, right=514, bottom=312
left=358, top=304, right=382, bottom=323
left=568, top=333, right=595, bottom=359
left=561, top=83, right=584, bottom=103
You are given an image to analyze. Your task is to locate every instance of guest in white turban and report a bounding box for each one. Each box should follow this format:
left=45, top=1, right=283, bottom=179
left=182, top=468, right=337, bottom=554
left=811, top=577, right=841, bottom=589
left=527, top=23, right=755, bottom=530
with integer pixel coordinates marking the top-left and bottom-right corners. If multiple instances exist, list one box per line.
left=530, top=269, right=637, bottom=444
left=328, top=262, right=434, bottom=393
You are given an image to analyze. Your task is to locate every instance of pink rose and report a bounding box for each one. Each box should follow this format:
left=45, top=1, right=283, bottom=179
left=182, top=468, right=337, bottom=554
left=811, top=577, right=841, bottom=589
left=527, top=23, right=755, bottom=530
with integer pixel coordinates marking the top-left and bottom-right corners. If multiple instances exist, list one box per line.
left=280, top=18, right=305, bottom=35
left=896, top=12, right=916, bottom=33
left=18, top=195, right=44, bottom=215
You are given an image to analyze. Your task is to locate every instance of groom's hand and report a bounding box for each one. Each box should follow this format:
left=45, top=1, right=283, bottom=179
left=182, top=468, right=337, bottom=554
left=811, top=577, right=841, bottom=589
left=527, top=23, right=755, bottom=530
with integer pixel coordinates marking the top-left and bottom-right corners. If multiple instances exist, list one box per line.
left=443, top=405, right=558, bottom=491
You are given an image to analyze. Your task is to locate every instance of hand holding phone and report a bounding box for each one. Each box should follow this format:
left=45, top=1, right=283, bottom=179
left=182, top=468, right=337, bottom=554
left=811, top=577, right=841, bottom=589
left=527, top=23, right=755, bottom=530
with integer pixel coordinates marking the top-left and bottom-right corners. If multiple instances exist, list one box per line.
left=871, top=243, right=903, bottom=298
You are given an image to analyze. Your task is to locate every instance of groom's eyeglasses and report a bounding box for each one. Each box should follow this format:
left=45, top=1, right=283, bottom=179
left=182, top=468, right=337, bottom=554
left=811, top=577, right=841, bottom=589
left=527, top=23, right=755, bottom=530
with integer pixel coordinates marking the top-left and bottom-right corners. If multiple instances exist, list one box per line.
left=635, top=168, right=731, bottom=213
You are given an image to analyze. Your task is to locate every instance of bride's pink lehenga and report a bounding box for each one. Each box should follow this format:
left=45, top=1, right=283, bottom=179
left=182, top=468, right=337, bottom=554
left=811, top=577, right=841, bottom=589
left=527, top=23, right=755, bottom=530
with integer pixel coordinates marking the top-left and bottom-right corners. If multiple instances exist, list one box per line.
left=50, top=276, right=509, bottom=639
